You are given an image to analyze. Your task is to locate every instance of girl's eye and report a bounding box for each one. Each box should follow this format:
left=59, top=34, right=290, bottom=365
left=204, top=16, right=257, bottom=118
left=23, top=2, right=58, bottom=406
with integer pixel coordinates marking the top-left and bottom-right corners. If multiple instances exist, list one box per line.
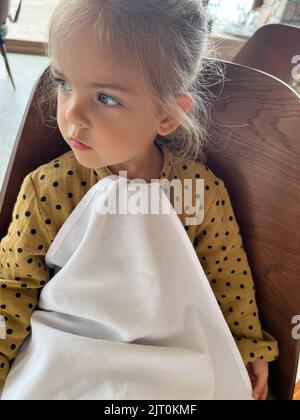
left=53, top=77, right=71, bottom=93
left=97, top=93, right=120, bottom=108
left=52, top=77, right=120, bottom=108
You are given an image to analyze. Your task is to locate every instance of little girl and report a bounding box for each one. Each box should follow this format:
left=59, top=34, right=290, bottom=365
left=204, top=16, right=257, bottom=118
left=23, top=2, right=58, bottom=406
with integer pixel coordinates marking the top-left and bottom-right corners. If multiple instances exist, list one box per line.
left=0, top=0, right=278, bottom=400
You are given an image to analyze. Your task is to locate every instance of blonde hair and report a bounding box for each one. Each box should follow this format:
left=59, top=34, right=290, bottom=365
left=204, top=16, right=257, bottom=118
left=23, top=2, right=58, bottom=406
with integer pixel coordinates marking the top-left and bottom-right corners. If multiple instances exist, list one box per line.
left=38, top=0, right=223, bottom=165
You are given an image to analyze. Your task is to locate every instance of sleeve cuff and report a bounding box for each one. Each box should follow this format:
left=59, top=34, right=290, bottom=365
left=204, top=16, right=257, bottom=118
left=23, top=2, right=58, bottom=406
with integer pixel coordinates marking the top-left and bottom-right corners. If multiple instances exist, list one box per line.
left=0, top=354, right=10, bottom=389
left=234, top=333, right=279, bottom=365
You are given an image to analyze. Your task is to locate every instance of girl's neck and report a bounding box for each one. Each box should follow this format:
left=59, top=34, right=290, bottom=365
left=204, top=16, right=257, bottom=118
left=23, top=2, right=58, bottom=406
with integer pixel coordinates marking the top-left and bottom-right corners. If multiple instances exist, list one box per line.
left=108, top=141, right=164, bottom=184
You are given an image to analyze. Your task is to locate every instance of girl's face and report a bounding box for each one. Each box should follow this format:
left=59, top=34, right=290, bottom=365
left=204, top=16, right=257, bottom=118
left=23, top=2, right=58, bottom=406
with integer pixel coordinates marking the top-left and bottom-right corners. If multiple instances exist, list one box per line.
left=51, top=30, right=163, bottom=171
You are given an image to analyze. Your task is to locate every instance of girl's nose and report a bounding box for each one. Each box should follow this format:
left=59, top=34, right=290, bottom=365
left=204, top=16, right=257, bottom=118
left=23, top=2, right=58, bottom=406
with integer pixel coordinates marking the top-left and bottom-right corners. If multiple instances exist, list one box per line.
left=64, top=97, right=89, bottom=128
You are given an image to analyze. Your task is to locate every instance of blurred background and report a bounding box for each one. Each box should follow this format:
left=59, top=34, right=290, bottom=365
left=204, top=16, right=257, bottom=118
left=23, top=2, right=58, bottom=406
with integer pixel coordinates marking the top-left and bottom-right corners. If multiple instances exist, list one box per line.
left=207, top=0, right=300, bottom=38
left=5, top=0, right=59, bottom=42
left=5, top=1, right=300, bottom=42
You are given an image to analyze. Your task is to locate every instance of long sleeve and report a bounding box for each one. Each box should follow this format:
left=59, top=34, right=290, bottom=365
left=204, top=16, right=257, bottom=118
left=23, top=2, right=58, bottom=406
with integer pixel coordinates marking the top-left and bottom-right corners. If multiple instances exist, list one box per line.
left=0, top=172, right=52, bottom=388
left=193, top=178, right=279, bottom=366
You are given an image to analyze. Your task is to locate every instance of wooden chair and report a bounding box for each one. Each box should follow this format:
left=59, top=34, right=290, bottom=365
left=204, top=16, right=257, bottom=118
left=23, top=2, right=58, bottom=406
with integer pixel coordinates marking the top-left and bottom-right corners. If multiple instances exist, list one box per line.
left=233, top=23, right=300, bottom=93
left=0, top=61, right=300, bottom=400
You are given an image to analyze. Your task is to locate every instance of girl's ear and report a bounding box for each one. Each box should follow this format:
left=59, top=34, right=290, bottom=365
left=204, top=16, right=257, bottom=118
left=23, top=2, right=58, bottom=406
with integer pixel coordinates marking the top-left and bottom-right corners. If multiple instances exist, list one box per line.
left=157, top=93, right=193, bottom=137
left=177, top=93, right=193, bottom=114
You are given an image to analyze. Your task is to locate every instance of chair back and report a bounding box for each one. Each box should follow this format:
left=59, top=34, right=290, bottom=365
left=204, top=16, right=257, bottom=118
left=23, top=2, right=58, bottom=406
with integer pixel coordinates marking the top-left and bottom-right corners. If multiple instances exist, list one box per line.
left=234, top=23, right=300, bottom=92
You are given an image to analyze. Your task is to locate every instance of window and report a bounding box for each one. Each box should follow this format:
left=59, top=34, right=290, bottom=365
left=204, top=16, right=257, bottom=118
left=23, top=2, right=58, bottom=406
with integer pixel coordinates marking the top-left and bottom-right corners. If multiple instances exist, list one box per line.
left=207, top=0, right=261, bottom=37
left=6, top=0, right=59, bottom=43
left=207, top=0, right=300, bottom=38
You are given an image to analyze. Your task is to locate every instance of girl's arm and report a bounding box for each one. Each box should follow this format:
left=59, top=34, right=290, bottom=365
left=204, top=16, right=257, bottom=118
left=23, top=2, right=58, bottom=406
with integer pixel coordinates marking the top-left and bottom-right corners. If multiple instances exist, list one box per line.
left=193, top=178, right=279, bottom=366
left=0, top=172, right=52, bottom=388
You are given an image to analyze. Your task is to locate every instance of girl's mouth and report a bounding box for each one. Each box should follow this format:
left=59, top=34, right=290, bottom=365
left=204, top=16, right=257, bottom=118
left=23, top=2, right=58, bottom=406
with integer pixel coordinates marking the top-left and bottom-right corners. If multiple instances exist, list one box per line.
left=70, top=139, right=92, bottom=151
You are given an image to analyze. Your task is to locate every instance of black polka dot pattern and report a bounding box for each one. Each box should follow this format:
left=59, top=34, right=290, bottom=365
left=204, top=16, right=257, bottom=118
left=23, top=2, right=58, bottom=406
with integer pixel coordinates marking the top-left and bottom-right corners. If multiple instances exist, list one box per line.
left=188, top=161, right=279, bottom=366
left=0, top=147, right=279, bottom=387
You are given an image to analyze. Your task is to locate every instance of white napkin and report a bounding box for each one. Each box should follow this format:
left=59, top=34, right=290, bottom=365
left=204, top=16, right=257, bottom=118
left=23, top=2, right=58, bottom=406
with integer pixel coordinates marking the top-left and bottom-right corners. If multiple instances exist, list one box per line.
left=1, top=176, right=253, bottom=400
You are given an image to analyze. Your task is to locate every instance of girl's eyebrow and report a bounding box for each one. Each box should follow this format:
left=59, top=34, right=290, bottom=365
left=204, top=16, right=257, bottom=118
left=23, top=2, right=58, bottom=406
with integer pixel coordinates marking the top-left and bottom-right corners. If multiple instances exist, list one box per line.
left=50, top=66, right=132, bottom=94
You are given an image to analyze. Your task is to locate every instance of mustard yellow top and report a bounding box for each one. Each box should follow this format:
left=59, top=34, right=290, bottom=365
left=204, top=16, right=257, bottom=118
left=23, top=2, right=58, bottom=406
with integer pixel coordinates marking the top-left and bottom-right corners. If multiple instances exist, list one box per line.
left=0, top=142, right=279, bottom=388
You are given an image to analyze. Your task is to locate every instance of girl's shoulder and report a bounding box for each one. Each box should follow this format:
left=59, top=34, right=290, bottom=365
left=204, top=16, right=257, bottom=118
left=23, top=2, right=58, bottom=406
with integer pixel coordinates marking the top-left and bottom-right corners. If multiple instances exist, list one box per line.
left=165, top=146, right=225, bottom=199
left=26, top=150, right=97, bottom=236
left=30, top=150, right=90, bottom=184
left=29, top=148, right=99, bottom=204
left=162, top=142, right=221, bottom=179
